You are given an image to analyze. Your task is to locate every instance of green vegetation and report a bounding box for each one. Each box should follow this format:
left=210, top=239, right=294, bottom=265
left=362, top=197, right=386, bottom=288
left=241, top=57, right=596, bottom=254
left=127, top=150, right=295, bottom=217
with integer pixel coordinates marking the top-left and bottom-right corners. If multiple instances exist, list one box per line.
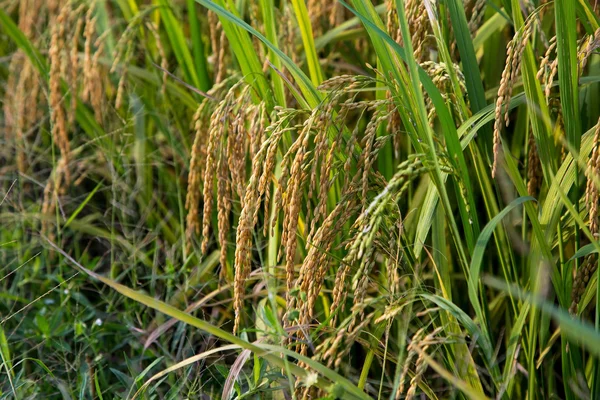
left=1, top=0, right=600, bottom=398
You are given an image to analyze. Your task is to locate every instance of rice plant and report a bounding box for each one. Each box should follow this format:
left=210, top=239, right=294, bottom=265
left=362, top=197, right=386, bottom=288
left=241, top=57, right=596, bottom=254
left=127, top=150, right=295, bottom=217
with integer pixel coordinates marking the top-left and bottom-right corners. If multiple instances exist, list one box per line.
left=1, top=0, right=600, bottom=398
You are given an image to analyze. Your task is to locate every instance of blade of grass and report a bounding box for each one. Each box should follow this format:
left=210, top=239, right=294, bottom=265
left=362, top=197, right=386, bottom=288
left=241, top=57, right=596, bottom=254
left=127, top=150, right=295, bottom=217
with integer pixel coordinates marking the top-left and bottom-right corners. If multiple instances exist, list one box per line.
left=485, top=276, right=600, bottom=359
left=473, top=11, right=509, bottom=51
left=62, top=180, right=104, bottom=230
left=258, top=0, right=286, bottom=106
left=132, top=344, right=241, bottom=399
left=186, top=0, right=211, bottom=91
left=555, top=0, right=582, bottom=153
left=314, top=3, right=387, bottom=51
left=446, top=0, right=493, bottom=158
left=468, top=196, right=534, bottom=363
left=290, top=0, right=324, bottom=85
left=0, top=8, right=48, bottom=76
left=0, top=327, right=15, bottom=397
left=153, top=0, right=201, bottom=89
left=196, top=0, right=318, bottom=107
left=431, top=206, right=485, bottom=393
left=411, top=344, right=490, bottom=400
left=201, top=0, right=273, bottom=106
left=555, top=0, right=583, bottom=316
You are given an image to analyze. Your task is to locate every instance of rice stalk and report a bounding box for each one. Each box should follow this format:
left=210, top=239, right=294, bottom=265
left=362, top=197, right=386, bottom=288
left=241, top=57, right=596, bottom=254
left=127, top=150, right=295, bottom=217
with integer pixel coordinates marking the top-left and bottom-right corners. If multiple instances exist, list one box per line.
left=49, top=3, right=72, bottom=185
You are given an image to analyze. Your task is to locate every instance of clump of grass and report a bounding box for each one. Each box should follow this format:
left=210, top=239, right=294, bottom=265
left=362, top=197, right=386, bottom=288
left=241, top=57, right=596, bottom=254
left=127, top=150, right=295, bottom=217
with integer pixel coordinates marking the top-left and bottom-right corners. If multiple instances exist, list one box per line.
left=3, top=0, right=600, bottom=398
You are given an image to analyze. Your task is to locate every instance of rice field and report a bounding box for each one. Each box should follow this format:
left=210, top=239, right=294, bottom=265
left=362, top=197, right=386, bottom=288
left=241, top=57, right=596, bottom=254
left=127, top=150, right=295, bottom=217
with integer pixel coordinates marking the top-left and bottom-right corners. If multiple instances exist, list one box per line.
left=1, top=0, right=600, bottom=398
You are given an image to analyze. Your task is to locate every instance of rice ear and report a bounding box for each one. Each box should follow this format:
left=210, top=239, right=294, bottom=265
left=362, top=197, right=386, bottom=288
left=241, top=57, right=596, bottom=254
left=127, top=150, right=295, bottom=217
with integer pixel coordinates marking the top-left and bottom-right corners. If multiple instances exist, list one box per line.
left=493, top=22, right=532, bottom=178
left=49, top=4, right=72, bottom=185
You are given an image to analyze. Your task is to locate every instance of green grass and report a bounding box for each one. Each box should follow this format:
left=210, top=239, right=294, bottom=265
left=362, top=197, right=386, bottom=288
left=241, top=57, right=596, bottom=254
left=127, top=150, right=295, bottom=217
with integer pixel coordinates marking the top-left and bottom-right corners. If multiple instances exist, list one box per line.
left=1, top=0, right=600, bottom=399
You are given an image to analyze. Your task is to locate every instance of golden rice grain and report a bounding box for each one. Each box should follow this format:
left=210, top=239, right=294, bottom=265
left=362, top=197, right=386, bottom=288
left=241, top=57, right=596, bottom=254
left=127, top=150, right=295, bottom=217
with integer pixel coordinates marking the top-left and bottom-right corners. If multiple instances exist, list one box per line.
left=69, top=10, right=85, bottom=126
left=185, top=102, right=210, bottom=247
left=468, top=0, right=487, bottom=37
left=527, top=132, right=542, bottom=196
left=493, top=23, right=532, bottom=178
left=49, top=4, right=72, bottom=185
left=217, top=150, right=232, bottom=284
left=201, top=101, right=227, bottom=255
left=570, top=119, right=600, bottom=314
left=406, top=327, right=443, bottom=399
left=232, top=138, right=272, bottom=333
left=579, top=28, right=600, bottom=72
left=82, top=2, right=97, bottom=103
left=398, top=327, right=426, bottom=397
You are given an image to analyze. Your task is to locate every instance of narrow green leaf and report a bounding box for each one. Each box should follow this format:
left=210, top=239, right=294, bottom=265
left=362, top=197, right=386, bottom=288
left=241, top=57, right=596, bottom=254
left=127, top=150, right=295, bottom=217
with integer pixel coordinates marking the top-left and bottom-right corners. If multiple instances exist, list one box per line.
left=446, top=0, right=493, bottom=158
left=569, top=243, right=599, bottom=261
left=208, top=0, right=273, bottom=105
left=0, top=8, right=48, bottom=76
left=196, top=0, right=318, bottom=107
left=485, top=276, right=600, bottom=358
left=259, top=0, right=287, bottom=106
left=187, top=0, right=211, bottom=91
left=290, top=0, right=324, bottom=85
left=63, top=180, right=104, bottom=230
left=154, top=0, right=201, bottom=89
left=468, top=196, right=534, bottom=345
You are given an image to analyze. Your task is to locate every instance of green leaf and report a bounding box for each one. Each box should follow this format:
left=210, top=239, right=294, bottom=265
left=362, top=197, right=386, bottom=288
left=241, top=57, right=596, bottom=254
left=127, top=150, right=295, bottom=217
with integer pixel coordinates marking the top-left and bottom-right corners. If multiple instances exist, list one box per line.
left=569, top=243, right=599, bottom=261
left=290, top=0, right=324, bottom=85
left=468, top=196, right=534, bottom=353
left=186, top=0, right=211, bottom=91
left=259, top=0, right=287, bottom=106
left=0, top=8, right=48, bottom=76
left=154, top=0, right=201, bottom=89
left=556, top=0, right=583, bottom=154
left=419, top=293, right=494, bottom=362
left=196, top=0, right=319, bottom=108
left=485, top=276, right=600, bottom=358
left=63, top=180, right=104, bottom=230
left=446, top=0, right=492, bottom=157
